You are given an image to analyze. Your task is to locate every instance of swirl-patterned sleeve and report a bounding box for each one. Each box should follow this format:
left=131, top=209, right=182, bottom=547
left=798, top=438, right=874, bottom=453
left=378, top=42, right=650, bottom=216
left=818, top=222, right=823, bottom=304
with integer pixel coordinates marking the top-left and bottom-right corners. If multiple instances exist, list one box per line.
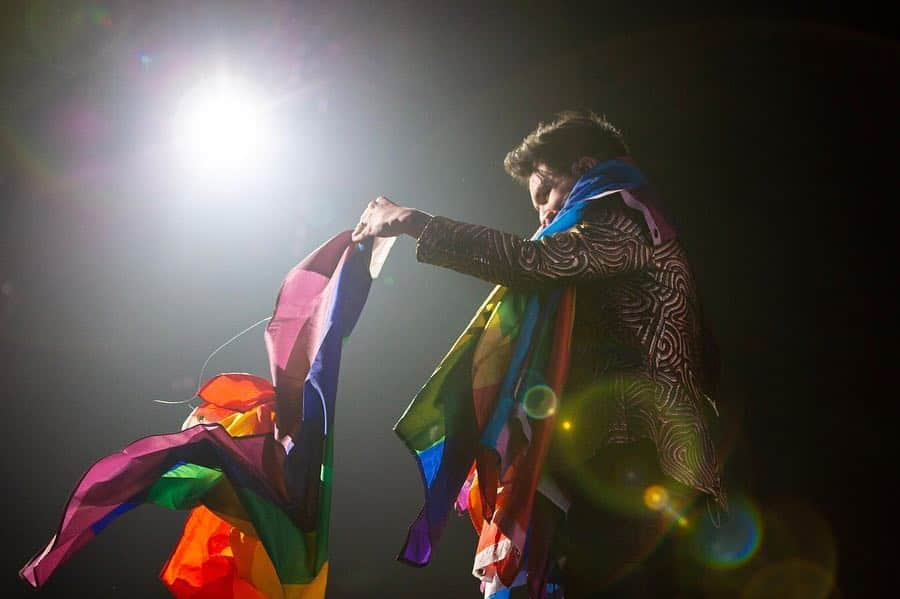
left=415, top=204, right=654, bottom=291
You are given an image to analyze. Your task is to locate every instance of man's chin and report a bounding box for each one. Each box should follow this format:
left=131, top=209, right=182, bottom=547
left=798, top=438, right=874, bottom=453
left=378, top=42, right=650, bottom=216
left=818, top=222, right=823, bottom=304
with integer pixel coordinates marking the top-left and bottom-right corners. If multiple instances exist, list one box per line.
left=542, top=211, right=559, bottom=227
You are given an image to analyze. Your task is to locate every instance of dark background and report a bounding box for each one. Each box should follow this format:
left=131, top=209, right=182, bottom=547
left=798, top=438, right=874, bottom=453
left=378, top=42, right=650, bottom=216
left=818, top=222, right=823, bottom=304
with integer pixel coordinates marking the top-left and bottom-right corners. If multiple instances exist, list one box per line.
left=1, top=1, right=895, bottom=597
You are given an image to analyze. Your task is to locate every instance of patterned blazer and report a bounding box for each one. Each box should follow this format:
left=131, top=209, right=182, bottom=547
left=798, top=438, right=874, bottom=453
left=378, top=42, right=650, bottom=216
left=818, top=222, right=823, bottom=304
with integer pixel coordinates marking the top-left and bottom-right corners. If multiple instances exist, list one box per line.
left=415, top=195, right=725, bottom=509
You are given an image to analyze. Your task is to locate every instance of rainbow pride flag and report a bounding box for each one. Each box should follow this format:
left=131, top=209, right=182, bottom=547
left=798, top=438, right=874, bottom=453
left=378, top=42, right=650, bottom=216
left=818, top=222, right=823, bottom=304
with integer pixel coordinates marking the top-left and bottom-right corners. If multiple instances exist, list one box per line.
left=395, top=285, right=574, bottom=597
left=20, top=232, right=390, bottom=598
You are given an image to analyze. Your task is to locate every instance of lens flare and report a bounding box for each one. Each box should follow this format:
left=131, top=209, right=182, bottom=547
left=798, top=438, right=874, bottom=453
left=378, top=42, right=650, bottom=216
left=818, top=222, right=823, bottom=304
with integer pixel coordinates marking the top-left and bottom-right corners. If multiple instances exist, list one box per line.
left=522, top=384, right=558, bottom=419
left=762, top=500, right=838, bottom=577
left=690, top=494, right=762, bottom=569
left=643, top=484, right=669, bottom=511
left=744, top=559, right=835, bottom=599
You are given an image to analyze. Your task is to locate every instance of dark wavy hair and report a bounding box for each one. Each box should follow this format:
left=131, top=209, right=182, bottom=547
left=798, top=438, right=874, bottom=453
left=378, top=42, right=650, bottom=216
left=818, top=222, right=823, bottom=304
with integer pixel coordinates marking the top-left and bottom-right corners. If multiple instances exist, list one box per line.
left=503, top=111, right=628, bottom=185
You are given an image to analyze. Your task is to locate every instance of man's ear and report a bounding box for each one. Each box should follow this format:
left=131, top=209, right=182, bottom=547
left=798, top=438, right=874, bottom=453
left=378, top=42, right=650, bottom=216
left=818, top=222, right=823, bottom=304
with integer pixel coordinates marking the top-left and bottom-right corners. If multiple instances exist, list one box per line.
left=571, top=156, right=598, bottom=177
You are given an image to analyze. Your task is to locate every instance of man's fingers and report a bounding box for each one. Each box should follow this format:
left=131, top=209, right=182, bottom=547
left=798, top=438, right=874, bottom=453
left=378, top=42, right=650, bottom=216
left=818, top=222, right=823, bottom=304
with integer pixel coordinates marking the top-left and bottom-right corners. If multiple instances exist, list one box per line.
left=352, top=223, right=366, bottom=242
left=352, top=199, right=387, bottom=242
left=352, top=204, right=370, bottom=240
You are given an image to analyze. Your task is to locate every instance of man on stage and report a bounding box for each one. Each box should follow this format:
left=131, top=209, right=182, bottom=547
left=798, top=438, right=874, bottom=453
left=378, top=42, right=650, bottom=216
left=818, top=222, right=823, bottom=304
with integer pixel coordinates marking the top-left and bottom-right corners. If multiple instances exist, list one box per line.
left=352, top=111, right=724, bottom=597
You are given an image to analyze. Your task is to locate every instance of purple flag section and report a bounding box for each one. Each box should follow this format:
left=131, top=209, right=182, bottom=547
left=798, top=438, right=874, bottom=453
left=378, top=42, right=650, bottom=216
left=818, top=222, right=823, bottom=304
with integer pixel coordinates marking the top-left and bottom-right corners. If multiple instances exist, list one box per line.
left=265, top=231, right=355, bottom=442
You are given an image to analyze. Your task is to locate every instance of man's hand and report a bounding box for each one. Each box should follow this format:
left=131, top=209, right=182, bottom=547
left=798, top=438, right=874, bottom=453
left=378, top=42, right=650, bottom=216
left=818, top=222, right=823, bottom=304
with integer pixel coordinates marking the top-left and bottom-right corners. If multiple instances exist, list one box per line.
left=351, top=196, right=431, bottom=242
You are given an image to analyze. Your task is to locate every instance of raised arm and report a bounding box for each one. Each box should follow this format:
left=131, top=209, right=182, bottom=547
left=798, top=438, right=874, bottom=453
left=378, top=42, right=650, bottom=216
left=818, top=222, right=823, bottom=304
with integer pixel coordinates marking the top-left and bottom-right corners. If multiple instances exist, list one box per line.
left=415, top=200, right=654, bottom=291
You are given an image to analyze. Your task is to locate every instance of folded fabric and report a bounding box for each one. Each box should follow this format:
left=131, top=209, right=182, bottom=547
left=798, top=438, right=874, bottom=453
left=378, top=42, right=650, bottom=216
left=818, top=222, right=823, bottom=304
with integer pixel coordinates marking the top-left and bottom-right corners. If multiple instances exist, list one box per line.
left=20, top=233, right=390, bottom=598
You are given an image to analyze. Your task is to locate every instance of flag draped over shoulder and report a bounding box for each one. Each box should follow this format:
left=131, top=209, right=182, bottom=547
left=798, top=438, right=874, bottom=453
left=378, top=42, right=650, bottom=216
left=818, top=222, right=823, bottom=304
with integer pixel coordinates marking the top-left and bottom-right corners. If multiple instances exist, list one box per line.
left=394, top=158, right=666, bottom=598
left=20, top=232, right=390, bottom=598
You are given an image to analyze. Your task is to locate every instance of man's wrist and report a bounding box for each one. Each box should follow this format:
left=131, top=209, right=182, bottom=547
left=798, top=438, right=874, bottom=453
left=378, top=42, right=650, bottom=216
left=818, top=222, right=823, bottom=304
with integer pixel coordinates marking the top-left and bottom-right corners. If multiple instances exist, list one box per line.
left=402, top=208, right=432, bottom=238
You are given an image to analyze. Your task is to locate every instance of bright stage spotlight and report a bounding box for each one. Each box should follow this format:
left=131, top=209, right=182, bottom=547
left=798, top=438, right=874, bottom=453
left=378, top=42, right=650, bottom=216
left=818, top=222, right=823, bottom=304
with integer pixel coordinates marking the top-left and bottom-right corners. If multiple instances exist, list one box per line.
left=172, top=68, right=275, bottom=184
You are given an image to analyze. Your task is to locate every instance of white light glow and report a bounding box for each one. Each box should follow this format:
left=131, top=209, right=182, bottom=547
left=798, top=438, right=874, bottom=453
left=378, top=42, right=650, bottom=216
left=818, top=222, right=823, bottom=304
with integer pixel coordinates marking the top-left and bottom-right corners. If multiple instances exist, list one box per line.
left=173, top=68, right=274, bottom=183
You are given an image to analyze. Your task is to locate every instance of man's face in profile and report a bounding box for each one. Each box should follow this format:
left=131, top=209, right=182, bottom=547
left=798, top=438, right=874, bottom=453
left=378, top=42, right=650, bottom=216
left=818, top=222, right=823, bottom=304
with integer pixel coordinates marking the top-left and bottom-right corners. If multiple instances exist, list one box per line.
left=529, top=163, right=577, bottom=229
